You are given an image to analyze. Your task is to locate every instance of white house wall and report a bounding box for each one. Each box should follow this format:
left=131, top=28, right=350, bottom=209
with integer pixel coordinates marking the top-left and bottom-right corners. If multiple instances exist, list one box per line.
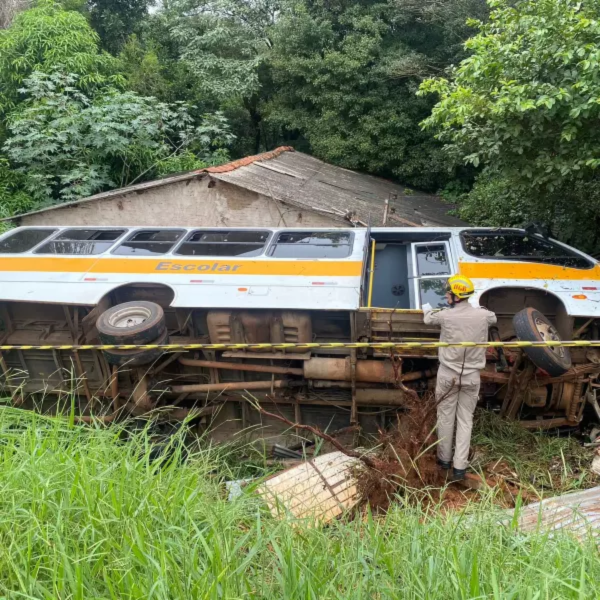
left=20, top=178, right=340, bottom=228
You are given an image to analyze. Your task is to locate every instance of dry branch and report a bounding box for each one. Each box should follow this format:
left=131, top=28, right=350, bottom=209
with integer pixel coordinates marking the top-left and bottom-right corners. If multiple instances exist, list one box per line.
left=250, top=399, right=385, bottom=470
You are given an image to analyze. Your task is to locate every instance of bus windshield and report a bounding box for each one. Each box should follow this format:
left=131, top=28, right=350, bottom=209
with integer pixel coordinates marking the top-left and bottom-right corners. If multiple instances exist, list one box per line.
left=461, top=230, right=593, bottom=269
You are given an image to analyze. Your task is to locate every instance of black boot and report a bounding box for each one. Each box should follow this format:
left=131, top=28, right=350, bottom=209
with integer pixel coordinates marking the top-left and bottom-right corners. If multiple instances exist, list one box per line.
left=437, top=458, right=451, bottom=470
left=452, top=467, right=466, bottom=481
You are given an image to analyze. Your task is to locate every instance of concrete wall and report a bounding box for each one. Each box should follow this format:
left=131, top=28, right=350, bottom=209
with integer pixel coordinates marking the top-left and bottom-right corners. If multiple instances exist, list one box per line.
left=19, top=176, right=339, bottom=228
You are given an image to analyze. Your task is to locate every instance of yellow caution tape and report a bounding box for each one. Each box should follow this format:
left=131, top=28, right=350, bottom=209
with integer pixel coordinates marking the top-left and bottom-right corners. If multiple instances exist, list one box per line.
left=0, top=340, right=599, bottom=351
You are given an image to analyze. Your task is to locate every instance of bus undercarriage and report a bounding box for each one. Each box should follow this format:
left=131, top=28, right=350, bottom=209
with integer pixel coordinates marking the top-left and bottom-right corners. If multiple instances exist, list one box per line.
left=1, top=284, right=599, bottom=447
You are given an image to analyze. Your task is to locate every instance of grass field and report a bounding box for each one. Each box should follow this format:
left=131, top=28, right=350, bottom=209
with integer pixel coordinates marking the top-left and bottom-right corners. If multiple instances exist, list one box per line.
left=0, top=406, right=598, bottom=599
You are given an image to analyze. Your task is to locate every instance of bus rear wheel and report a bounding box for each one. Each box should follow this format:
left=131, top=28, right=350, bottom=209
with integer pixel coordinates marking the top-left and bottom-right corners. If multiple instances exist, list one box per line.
left=101, top=329, right=169, bottom=366
left=96, top=301, right=166, bottom=345
left=513, top=307, right=572, bottom=376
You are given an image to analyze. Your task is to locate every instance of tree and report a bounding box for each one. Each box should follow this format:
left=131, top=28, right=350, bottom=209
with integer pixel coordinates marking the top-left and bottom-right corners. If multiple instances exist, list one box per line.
left=119, top=0, right=487, bottom=175
left=421, top=0, right=600, bottom=188
left=0, top=0, right=120, bottom=115
left=420, top=0, right=600, bottom=252
left=88, top=0, right=153, bottom=53
left=267, top=0, right=488, bottom=191
left=166, top=0, right=278, bottom=101
left=3, top=71, right=233, bottom=204
left=156, top=0, right=280, bottom=155
left=0, top=0, right=31, bottom=30
left=118, top=27, right=205, bottom=106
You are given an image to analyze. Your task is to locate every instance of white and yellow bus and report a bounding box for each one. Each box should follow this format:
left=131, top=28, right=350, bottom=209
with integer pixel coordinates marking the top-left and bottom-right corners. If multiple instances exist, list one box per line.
left=0, top=224, right=597, bottom=440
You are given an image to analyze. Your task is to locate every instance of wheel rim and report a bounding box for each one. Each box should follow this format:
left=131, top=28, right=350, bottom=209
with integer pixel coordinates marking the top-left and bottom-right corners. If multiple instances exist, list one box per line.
left=534, top=317, right=566, bottom=359
left=108, top=306, right=152, bottom=329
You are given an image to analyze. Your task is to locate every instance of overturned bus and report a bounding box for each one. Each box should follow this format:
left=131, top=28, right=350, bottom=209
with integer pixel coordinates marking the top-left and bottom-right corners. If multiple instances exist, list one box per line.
left=0, top=225, right=598, bottom=443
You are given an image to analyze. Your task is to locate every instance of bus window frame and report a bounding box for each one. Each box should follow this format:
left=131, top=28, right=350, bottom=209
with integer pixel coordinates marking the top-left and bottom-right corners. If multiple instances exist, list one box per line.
left=111, top=228, right=187, bottom=256
left=411, top=240, right=455, bottom=309
left=172, top=228, right=273, bottom=258
left=266, top=230, right=355, bottom=260
left=0, top=227, right=60, bottom=255
left=33, top=227, right=130, bottom=256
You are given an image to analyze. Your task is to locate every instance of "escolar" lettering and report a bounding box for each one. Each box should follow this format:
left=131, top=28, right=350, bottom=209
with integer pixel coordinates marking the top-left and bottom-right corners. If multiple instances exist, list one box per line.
left=155, top=262, right=242, bottom=272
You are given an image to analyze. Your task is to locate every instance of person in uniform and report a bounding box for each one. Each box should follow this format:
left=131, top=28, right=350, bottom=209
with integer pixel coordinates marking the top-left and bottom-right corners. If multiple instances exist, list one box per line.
left=422, top=274, right=497, bottom=480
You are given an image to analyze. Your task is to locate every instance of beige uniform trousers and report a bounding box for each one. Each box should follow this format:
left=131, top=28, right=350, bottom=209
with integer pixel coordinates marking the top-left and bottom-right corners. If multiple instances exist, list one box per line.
left=435, top=366, right=481, bottom=470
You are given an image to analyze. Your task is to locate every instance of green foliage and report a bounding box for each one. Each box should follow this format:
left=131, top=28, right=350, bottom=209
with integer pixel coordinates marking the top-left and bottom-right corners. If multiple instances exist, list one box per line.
left=421, top=0, right=600, bottom=188
left=3, top=71, right=233, bottom=203
left=88, top=0, right=153, bottom=53
left=119, top=34, right=175, bottom=100
left=0, top=157, right=35, bottom=223
left=452, top=170, right=530, bottom=228
left=154, top=0, right=281, bottom=156
left=456, top=171, right=600, bottom=255
left=166, top=0, right=277, bottom=101
left=0, top=0, right=498, bottom=220
left=421, top=0, right=600, bottom=252
left=472, top=410, right=594, bottom=493
left=0, top=0, right=120, bottom=115
left=155, top=150, right=207, bottom=177
left=268, top=0, right=488, bottom=191
left=97, top=0, right=491, bottom=188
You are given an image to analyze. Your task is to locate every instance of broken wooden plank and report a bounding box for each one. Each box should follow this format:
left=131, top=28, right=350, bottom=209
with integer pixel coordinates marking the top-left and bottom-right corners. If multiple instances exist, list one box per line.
left=258, top=451, right=361, bottom=524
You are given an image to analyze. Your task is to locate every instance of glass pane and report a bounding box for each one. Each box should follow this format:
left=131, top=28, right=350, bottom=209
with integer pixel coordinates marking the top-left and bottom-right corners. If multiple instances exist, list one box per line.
left=461, top=232, right=591, bottom=269
left=0, top=229, right=57, bottom=253
left=113, top=242, right=175, bottom=256
left=276, top=232, right=351, bottom=245
left=56, top=229, right=125, bottom=241
left=416, top=244, right=449, bottom=276
left=35, top=241, right=115, bottom=255
left=419, top=278, right=449, bottom=309
left=177, top=242, right=264, bottom=257
left=270, top=244, right=351, bottom=258
left=187, top=231, right=269, bottom=243
left=128, top=230, right=184, bottom=242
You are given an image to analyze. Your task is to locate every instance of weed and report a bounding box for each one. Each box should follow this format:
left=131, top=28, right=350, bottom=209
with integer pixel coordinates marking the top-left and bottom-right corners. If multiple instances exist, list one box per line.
left=0, top=406, right=597, bottom=598
left=472, top=410, right=596, bottom=494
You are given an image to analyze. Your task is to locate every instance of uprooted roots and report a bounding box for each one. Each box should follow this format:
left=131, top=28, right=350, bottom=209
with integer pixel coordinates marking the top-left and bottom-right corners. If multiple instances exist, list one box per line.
left=357, top=391, right=447, bottom=512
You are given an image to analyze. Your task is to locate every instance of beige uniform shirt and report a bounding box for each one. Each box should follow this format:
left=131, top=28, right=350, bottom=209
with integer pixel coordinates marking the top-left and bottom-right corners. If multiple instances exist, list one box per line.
left=423, top=301, right=497, bottom=376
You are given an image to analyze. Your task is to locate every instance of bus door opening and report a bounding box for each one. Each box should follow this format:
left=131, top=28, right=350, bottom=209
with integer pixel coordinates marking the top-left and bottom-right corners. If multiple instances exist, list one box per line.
left=365, top=240, right=411, bottom=309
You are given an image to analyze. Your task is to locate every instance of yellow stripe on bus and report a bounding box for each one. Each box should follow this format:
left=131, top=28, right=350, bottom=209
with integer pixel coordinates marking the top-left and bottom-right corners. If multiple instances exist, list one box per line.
left=1, top=256, right=597, bottom=281
left=0, top=257, right=363, bottom=277
left=459, top=261, right=600, bottom=282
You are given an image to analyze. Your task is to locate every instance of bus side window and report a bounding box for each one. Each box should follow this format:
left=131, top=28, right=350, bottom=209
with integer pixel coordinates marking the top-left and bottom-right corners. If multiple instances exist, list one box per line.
left=269, top=232, right=352, bottom=258
left=175, top=230, right=269, bottom=257
left=113, top=230, right=185, bottom=255
left=35, top=229, right=126, bottom=255
left=0, top=228, right=57, bottom=253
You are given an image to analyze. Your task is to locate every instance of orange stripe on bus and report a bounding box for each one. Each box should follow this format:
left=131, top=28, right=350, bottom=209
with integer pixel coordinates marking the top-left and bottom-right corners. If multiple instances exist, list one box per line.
left=0, top=257, right=363, bottom=277
left=459, top=261, right=600, bottom=281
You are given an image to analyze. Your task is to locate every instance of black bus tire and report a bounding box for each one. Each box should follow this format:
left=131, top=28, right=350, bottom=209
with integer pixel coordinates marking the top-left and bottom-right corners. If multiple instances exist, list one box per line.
left=512, top=307, right=572, bottom=376
left=102, top=330, right=169, bottom=367
left=96, top=301, right=166, bottom=345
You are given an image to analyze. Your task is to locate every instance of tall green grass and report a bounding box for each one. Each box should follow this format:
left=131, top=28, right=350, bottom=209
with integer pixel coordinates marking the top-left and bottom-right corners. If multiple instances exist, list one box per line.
left=472, top=410, right=595, bottom=494
left=0, top=406, right=597, bottom=599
